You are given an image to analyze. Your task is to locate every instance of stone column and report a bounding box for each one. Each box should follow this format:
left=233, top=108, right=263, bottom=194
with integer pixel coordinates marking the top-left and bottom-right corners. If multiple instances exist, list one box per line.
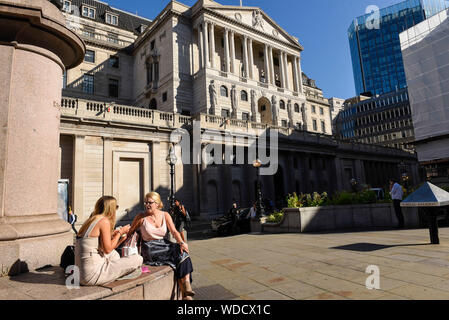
left=224, top=28, right=230, bottom=73
left=198, top=26, right=203, bottom=69
left=243, top=35, right=249, bottom=78
left=0, top=0, right=85, bottom=275
left=203, top=21, right=209, bottom=68
left=269, top=46, right=275, bottom=85
left=293, top=56, right=300, bottom=93
left=279, top=50, right=285, bottom=88
left=264, top=44, right=270, bottom=84
left=230, top=31, right=236, bottom=74
left=248, top=38, right=254, bottom=79
left=209, top=23, right=215, bottom=69
left=298, top=55, right=304, bottom=93
left=283, top=52, right=289, bottom=90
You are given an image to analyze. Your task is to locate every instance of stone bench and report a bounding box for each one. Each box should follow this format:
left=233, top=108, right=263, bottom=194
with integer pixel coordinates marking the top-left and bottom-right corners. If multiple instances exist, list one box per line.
left=0, top=264, right=180, bottom=300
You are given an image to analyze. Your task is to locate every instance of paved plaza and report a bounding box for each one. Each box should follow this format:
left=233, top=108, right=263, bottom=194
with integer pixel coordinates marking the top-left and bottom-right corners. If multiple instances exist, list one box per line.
left=189, top=228, right=449, bottom=300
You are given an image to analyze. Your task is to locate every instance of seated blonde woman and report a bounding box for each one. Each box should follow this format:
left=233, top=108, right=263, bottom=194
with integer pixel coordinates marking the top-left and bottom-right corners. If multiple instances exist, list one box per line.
left=75, top=196, right=143, bottom=286
left=128, top=192, right=195, bottom=300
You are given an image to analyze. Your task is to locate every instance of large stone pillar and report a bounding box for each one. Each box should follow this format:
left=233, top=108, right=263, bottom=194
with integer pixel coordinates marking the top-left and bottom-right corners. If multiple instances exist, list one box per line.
left=0, top=0, right=85, bottom=275
left=279, top=51, right=285, bottom=88
left=224, top=28, right=230, bottom=73
left=230, top=31, right=236, bottom=74
left=209, top=23, right=215, bottom=69
left=269, top=46, right=275, bottom=85
left=203, top=21, right=209, bottom=68
left=248, top=38, right=254, bottom=79
left=264, top=44, right=270, bottom=84
left=243, top=35, right=249, bottom=78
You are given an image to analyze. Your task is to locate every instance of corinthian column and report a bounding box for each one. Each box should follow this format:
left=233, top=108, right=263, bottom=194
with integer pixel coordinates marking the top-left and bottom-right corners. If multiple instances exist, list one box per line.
left=279, top=50, right=285, bottom=88
left=283, top=52, right=289, bottom=90
left=209, top=23, right=215, bottom=69
left=230, top=30, right=236, bottom=74
left=243, top=35, right=249, bottom=78
left=298, top=55, right=304, bottom=93
left=264, top=44, right=270, bottom=83
left=293, top=56, right=300, bottom=92
left=248, top=38, right=254, bottom=79
left=203, top=21, right=209, bottom=68
left=224, top=28, right=230, bottom=73
left=269, top=46, right=275, bottom=85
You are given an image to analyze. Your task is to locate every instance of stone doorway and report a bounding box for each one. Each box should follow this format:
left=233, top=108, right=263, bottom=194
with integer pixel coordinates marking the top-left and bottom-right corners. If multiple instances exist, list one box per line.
left=258, top=97, right=272, bottom=125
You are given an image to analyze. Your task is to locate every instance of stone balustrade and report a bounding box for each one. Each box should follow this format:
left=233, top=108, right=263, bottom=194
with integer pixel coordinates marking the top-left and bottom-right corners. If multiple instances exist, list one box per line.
left=60, top=96, right=415, bottom=158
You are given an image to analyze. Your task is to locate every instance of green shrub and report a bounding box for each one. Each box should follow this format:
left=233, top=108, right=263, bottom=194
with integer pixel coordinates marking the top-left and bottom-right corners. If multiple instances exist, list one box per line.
left=332, top=191, right=354, bottom=205
left=286, top=193, right=300, bottom=208
left=267, top=211, right=284, bottom=223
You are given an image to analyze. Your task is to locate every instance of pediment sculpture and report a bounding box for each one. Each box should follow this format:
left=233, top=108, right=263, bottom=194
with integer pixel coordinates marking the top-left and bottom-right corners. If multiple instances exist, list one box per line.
left=252, top=10, right=264, bottom=30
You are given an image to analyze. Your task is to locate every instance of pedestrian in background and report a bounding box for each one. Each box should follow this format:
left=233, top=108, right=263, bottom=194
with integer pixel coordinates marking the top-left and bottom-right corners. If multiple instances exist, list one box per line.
left=389, top=178, right=405, bottom=229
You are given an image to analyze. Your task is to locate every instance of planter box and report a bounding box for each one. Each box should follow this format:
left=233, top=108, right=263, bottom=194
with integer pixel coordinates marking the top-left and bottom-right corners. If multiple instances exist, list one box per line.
left=261, top=204, right=419, bottom=233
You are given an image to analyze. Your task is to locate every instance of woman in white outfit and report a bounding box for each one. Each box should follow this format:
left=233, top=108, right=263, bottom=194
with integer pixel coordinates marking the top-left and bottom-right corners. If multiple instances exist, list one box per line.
left=75, top=196, right=143, bottom=286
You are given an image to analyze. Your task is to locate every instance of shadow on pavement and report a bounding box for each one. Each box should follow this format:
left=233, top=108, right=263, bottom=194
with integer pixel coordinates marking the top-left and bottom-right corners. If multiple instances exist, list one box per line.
left=330, top=242, right=431, bottom=252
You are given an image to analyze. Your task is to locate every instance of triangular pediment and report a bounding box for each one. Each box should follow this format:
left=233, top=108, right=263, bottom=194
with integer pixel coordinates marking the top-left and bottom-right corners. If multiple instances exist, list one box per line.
left=201, top=2, right=302, bottom=50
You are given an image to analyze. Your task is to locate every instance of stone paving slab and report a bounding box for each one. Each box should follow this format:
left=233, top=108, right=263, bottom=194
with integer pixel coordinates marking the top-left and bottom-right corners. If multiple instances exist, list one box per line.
left=190, top=227, right=449, bottom=300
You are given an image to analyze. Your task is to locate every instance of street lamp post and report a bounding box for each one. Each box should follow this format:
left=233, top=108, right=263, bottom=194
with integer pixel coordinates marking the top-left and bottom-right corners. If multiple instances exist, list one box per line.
left=253, top=159, right=265, bottom=218
left=166, top=144, right=177, bottom=212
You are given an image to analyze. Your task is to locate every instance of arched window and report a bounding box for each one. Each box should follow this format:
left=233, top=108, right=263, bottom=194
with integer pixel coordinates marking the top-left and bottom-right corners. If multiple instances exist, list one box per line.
left=294, top=103, right=300, bottom=113
left=280, top=100, right=285, bottom=110
left=220, top=85, right=228, bottom=97
left=149, top=98, right=157, bottom=110
left=241, top=90, right=248, bottom=102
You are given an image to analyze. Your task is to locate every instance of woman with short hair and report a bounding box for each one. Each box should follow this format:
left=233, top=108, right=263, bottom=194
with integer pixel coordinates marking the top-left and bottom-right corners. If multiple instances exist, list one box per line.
left=75, top=196, right=143, bottom=286
left=128, top=192, right=195, bottom=300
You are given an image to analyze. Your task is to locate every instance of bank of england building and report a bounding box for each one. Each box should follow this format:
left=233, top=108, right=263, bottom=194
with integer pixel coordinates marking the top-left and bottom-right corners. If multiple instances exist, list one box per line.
left=58, top=0, right=418, bottom=224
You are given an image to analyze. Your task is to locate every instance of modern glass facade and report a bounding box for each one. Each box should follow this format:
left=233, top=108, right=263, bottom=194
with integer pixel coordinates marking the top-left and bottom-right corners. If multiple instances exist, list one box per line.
left=348, top=0, right=449, bottom=96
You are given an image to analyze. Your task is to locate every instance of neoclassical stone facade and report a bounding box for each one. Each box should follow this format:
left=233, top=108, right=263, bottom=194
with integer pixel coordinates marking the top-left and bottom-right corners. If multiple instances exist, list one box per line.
left=58, top=0, right=419, bottom=225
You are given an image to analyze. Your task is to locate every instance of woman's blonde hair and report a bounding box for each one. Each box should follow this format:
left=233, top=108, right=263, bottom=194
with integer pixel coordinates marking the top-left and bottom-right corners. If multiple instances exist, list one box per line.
left=78, top=196, right=117, bottom=236
left=145, top=192, right=164, bottom=210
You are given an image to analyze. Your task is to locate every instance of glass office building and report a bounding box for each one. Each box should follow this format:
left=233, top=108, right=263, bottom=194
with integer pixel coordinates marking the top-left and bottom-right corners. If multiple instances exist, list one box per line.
left=348, top=0, right=449, bottom=96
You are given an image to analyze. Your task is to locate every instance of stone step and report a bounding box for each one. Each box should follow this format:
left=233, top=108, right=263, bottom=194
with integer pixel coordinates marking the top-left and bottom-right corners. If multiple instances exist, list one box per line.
left=0, top=264, right=180, bottom=300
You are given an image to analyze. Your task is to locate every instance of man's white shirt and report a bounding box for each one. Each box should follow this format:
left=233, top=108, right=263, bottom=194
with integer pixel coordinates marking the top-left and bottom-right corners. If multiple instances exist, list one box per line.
left=390, top=183, right=404, bottom=200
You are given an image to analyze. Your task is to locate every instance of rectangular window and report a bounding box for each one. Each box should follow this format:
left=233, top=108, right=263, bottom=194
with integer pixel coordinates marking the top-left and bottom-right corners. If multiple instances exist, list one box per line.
left=82, top=28, right=95, bottom=38
left=108, top=79, right=119, bottom=97
left=321, top=121, right=326, bottom=133
left=221, top=109, right=230, bottom=118
left=83, top=74, right=94, bottom=94
left=84, top=50, right=95, bottom=63
left=313, top=119, right=317, bottom=131
left=281, top=120, right=288, bottom=127
left=63, top=0, right=71, bottom=12
left=154, top=62, right=159, bottom=82
left=162, top=92, right=167, bottom=102
left=150, top=40, right=155, bottom=50
left=106, top=13, right=119, bottom=26
left=242, top=112, right=249, bottom=121
left=312, top=105, right=316, bottom=113
left=107, top=34, right=119, bottom=44
left=82, top=6, right=95, bottom=18
left=320, top=107, right=324, bottom=115
left=146, top=63, right=153, bottom=84
left=109, top=56, right=119, bottom=68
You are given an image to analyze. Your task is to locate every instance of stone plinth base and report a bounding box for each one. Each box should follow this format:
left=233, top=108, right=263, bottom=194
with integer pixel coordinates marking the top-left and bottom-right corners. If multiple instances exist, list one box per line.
left=0, top=230, right=73, bottom=276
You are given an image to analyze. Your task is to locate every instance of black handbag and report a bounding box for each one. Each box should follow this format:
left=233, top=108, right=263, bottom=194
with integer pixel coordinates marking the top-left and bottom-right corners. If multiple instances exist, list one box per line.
left=60, top=245, right=75, bottom=270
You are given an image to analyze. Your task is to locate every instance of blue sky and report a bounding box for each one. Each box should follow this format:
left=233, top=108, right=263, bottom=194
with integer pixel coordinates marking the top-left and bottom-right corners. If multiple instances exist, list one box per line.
left=105, top=0, right=402, bottom=99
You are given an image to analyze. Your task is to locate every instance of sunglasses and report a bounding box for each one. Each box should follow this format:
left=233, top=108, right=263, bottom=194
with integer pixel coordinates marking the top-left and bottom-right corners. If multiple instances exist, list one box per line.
left=144, top=201, right=156, bottom=205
